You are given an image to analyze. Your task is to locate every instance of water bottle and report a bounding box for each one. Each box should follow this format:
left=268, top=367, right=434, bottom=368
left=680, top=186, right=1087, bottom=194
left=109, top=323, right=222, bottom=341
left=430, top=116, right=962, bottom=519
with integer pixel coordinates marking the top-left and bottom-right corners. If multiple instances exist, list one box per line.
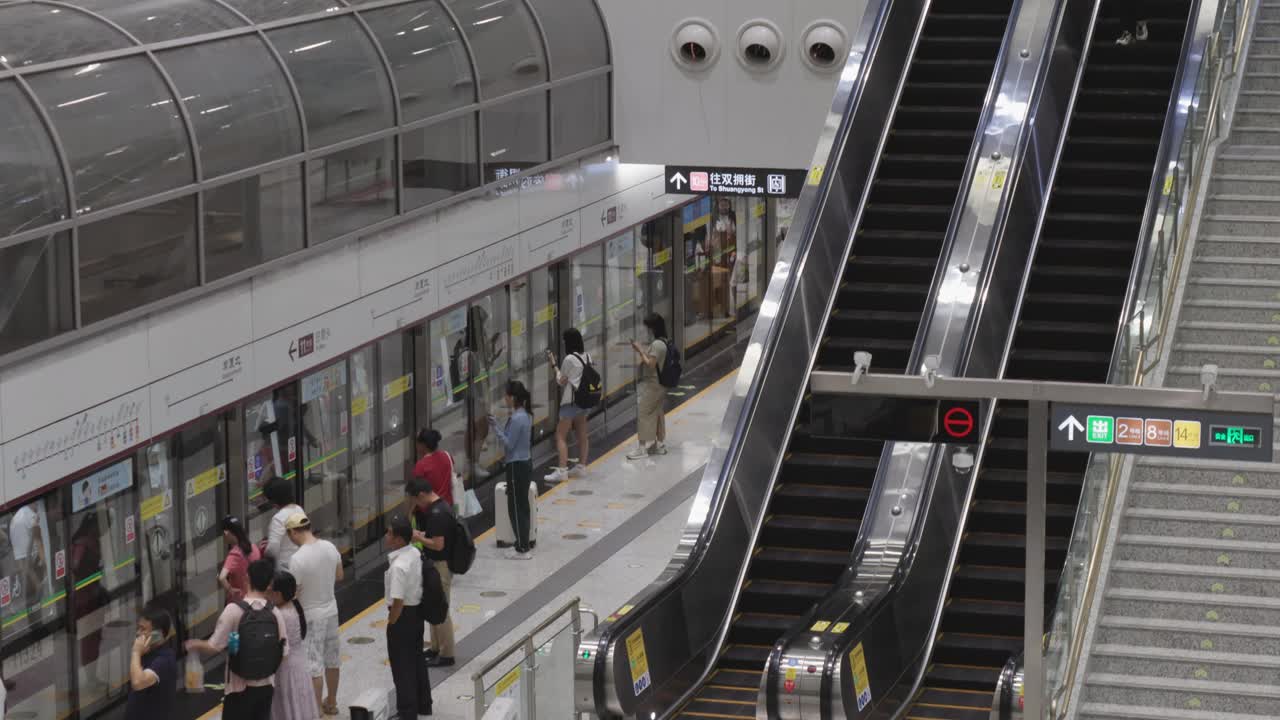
left=228, top=630, right=240, bottom=656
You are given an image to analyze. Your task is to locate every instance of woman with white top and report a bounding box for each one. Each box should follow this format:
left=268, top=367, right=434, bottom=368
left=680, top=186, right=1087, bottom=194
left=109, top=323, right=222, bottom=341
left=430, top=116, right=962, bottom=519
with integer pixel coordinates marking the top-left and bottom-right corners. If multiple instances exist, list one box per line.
left=263, top=476, right=302, bottom=570
left=545, top=328, right=591, bottom=482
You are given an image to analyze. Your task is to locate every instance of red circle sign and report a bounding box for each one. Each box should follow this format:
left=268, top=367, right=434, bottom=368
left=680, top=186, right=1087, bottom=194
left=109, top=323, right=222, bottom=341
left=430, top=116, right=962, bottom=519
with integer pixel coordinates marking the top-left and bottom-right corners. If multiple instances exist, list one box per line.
left=943, top=407, right=975, bottom=439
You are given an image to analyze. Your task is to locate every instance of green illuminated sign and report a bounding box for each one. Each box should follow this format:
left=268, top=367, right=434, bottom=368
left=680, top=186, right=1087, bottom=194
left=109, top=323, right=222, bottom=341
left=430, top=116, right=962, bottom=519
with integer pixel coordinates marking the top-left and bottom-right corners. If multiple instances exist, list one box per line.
left=1210, top=425, right=1261, bottom=448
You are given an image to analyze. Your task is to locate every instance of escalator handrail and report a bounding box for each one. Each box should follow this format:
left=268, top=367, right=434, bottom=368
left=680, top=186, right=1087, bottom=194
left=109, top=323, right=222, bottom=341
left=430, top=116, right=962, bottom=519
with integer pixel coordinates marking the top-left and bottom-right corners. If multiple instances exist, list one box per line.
left=771, top=0, right=1112, bottom=716
left=1045, top=0, right=1243, bottom=712
left=579, top=0, right=911, bottom=714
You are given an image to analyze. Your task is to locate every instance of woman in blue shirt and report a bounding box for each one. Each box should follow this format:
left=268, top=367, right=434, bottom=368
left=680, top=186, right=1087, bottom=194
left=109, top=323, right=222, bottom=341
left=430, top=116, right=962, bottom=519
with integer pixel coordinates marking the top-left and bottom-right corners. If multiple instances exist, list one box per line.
left=490, top=380, right=534, bottom=559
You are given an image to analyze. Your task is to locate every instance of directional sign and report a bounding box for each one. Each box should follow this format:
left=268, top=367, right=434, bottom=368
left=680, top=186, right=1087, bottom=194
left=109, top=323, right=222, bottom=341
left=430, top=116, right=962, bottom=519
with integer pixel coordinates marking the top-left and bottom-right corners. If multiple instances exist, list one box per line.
left=664, top=165, right=807, bottom=198
left=1050, top=402, right=1273, bottom=462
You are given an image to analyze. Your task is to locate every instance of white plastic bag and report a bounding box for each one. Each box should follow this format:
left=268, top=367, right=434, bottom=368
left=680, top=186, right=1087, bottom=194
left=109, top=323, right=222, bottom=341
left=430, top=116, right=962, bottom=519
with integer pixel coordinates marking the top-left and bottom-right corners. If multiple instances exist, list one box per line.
left=184, top=651, right=204, bottom=693
left=461, top=489, right=483, bottom=518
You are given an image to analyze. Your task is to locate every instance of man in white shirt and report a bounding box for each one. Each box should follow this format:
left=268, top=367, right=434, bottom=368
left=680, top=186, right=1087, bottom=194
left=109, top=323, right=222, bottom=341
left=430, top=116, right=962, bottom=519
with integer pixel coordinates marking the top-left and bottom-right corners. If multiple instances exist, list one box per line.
left=263, top=477, right=302, bottom=570
left=385, top=515, right=431, bottom=719
left=284, top=512, right=344, bottom=715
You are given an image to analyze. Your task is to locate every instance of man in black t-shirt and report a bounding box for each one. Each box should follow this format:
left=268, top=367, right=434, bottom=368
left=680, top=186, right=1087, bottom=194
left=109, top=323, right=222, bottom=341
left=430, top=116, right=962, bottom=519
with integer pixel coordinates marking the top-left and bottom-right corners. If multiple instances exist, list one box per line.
left=125, top=608, right=177, bottom=720
left=406, top=479, right=456, bottom=667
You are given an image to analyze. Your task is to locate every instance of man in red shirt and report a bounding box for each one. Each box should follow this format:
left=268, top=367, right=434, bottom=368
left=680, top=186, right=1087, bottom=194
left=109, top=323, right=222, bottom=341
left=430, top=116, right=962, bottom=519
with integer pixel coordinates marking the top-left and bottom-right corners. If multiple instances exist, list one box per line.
left=413, top=429, right=454, bottom=506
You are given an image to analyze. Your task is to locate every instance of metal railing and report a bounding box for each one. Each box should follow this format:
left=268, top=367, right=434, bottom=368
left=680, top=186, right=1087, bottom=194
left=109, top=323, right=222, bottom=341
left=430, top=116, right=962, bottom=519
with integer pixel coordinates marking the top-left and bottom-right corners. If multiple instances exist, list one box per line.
left=472, top=597, right=597, bottom=720
left=1042, top=0, right=1258, bottom=714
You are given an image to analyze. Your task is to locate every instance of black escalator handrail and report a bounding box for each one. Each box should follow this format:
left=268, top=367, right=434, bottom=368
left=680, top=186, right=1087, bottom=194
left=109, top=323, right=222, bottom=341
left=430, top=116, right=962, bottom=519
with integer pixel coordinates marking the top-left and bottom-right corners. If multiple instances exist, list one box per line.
left=767, top=0, right=1106, bottom=716
left=581, top=0, right=906, bottom=714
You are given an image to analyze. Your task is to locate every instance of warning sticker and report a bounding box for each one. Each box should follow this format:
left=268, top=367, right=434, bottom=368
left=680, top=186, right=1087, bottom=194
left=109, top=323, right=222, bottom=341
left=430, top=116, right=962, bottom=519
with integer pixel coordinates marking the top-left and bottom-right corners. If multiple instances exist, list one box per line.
left=849, top=642, right=872, bottom=711
left=495, top=666, right=521, bottom=696
left=811, top=620, right=831, bottom=632
left=626, top=629, right=651, bottom=697
left=832, top=622, right=850, bottom=634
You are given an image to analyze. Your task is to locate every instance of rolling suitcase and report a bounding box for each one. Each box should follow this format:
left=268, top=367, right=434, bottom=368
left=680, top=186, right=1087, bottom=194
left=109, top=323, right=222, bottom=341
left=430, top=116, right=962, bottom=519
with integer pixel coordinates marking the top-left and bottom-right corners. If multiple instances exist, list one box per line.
left=494, top=480, right=538, bottom=549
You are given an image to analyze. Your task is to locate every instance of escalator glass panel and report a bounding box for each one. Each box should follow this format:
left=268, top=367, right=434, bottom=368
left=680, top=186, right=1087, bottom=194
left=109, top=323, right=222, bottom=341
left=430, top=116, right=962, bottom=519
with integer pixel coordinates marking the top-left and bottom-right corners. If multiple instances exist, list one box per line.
left=672, top=1, right=1018, bottom=716
left=902, top=2, right=1193, bottom=718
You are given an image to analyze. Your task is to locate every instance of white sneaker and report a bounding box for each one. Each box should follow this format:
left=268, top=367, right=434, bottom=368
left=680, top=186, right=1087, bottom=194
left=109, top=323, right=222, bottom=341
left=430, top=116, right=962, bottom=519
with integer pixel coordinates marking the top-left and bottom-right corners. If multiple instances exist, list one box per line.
left=1115, top=30, right=1134, bottom=45
left=504, top=548, right=533, bottom=560
left=544, top=467, right=568, bottom=482
left=626, top=447, right=650, bottom=460
left=649, top=443, right=669, bottom=456
left=1135, top=20, right=1149, bottom=41
left=569, top=464, right=588, bottom=478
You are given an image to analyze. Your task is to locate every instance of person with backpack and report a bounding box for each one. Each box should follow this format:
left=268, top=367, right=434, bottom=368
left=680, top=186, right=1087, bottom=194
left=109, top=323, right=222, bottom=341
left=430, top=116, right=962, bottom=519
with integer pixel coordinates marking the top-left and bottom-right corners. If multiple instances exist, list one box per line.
left=384, top=515, right=433, bottom=719
left=186, top=559, right=288, bottom=720
left=490, top=380, right=534, bottom=559
left=545, top=328, right=598, bottom=482
left=267, top=570, right=318, bottom=720
left=407, top=479, right=457, bottom=667
left=627, top=313, right=677, bottom=460
left=284, top=512, right=344, bottom=716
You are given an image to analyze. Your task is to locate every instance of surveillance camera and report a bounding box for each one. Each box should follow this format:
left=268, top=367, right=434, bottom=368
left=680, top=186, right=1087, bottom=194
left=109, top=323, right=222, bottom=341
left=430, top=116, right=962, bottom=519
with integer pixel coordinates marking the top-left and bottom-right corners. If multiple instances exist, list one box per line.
left=1201, top=363, right=1219, bottom=400
left=801, top=21, right=848, bottom=72
left=672, top=19, right=720, bottom=70
left=852, top=351, right=872, bottom=385
left=952, top=449, right=975, bottom=475
left=922, top=355, right=940, bottom=388
left=737, top=20, right=784, bottom=72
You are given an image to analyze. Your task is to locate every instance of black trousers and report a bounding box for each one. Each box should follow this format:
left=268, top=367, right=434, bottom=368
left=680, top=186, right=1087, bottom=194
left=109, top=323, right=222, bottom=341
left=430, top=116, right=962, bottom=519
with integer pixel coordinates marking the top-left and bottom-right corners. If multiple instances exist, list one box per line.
left=223, top=685, right=273, bottom=720
left=506, top=461, right=533, bottom=552
left=388, top=603, right=433, bottom=719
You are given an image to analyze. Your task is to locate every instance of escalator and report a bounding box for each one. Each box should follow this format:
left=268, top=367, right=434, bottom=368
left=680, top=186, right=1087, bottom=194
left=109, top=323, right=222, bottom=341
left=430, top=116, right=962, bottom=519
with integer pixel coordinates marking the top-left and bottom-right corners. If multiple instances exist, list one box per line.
left=671, top=2, right=1017, bottom=718
left=901, top=2, right=1194, bottom=718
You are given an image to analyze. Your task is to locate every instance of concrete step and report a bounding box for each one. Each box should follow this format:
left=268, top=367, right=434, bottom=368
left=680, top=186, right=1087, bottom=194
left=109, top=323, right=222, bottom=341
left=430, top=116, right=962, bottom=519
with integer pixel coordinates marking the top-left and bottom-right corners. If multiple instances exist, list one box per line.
left=1104, top=587, right=1280, bottom=626
left=1108, top=559, right=1280, bottom=600
left=1198, top=213, right=1280, bottom=237
left=1170, top=344, right=1280, bottom=372
left=1166, top=364, right=1280, bottom=394
left=1183, top=277, right=1280, bottom=304
left=1083, top=672, right=1280, bottom=717
left=1090, top=643, right=1280, bottom=690
left=1242, top=73, right=1280, bottom=93
left=1232, top=126, right=1280, bottom=146
left=1133, top=459, right=1280, bottom=490
left=1179, top=298, right=1280, bottom=324
left=1096, top=614, right=1280, bottom=655
left=1174, top=319, right=1280, bottom=347
left=1191, top=234, right=1280, bottom=257
left=1213, top=153, right=1280, bottom=176
left=1242, top=55, right=1280, bottom=75
left=1128, top=481, right=1280, bottom=517
left=1123, top=507, right=1280, bottom=545
left=1236, top=89, right=1280, bottom=111
left=1079, top=702, right=1273, bottom=720
left=1206, top=193, right=1280, bottom=216
left=1114, top=533, right=1280, bottom=574
left=1189, top=256, right=1280, bottom=282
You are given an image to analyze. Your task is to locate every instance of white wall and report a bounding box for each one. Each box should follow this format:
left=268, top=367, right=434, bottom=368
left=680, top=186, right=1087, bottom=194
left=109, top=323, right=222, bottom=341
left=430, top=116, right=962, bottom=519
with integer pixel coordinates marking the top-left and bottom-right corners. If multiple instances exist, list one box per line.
left=599, top=0, right=869, bottom=169
left=0, top=154, right=686, bottom=507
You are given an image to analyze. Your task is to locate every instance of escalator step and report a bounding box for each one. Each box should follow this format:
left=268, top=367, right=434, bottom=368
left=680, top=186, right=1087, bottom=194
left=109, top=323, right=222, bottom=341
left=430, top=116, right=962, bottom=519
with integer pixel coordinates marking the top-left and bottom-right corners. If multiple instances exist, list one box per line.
left=708, top=668, right=762, bottom=690
left=697, top=684, right=758, bottom=703
left=738, top=579, right=829, bottom=614
left=933, top=631, right=1022, bottom=666
left=907, top=687, right=992, bottom=720
left=759, top=514, right=860, bottom=551
left=720, top=643, right=773, bottom=669
left=751, top=546, right=848, bottom=582
left=774, top=482, right=871, bottom=504
left=926, top=663, right=1003, bottom=692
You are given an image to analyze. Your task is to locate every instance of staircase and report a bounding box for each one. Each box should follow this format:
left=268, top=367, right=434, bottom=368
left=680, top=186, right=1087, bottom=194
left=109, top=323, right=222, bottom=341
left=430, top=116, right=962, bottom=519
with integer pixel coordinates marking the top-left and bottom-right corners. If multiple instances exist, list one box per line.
left=1077, top=3, right=1280, bottom=719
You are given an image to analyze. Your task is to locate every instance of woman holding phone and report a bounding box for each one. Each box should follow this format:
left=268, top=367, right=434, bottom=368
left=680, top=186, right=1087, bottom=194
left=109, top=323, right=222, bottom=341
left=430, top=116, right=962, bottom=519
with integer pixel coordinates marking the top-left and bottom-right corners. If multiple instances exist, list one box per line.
left=490, top=381, right=534, bottom=558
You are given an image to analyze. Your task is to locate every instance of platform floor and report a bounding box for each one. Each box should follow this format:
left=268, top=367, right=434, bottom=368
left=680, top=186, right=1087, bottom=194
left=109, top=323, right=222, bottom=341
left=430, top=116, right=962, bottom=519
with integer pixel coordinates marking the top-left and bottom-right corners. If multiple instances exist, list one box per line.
left=197, top=369, right=736, bottom=720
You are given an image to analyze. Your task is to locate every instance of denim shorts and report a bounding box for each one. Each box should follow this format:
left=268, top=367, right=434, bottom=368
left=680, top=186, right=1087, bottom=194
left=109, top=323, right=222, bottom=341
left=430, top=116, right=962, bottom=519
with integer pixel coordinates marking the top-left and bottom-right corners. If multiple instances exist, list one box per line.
left=559, top=404, right=587, bottom=420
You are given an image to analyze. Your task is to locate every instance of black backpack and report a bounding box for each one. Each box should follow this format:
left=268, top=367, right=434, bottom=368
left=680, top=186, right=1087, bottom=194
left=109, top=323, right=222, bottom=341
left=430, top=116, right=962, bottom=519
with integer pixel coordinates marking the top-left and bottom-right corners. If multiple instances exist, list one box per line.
left=229, top=601, right=284, bottom=681
left=430, top=501, right=476, bottom=576
left=656, top=340, right=682, bottom=388
left=419, top=555, right=449, bottom=624
left=572, top=353, right=602, bottom=409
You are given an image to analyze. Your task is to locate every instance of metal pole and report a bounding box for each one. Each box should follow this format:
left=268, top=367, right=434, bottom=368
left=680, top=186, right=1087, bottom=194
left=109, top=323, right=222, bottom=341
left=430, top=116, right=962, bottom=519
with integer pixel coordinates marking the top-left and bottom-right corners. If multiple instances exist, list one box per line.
left=1025, top=400, right=1048, bottom=719
left=474, top=674, right=487, bottom=720
left=525, top=637, right=539, bottom=720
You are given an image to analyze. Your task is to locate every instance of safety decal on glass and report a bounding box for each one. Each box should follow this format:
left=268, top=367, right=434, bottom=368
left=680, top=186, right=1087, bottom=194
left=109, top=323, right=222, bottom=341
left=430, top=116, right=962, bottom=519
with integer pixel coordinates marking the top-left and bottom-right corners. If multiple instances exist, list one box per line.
left=849, top=642, right=872, bottom=711
left=626, top=629, right=651, bottom=697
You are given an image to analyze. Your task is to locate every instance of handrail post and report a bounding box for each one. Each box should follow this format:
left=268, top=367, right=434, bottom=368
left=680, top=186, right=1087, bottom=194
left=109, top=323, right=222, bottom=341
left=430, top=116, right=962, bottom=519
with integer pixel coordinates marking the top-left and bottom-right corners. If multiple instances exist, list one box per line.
left=524, top=637, right=539, bottom=720
left=1025, top=400, right=1048, bottom=719
left=475, top=674, right=488, bottom=720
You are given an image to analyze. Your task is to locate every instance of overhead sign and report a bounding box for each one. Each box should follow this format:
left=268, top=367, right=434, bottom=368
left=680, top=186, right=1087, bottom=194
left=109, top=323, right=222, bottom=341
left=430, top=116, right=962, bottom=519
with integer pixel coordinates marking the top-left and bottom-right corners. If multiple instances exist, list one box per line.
left=1050, top=402, right=1274, bottom=462
left=808, top=395, right=983, bottom=444
left=935, top=401, right=980, bottom=444
left=665, top=165, right=807, bottom=198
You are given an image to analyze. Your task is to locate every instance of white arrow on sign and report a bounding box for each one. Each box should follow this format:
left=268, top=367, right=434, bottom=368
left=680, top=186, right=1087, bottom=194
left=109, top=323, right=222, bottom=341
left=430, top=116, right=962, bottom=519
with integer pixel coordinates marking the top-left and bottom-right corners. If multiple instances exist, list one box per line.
left=1058, top=415, right=1084, bottom=441
left=670, top=172, right=687, bottom=189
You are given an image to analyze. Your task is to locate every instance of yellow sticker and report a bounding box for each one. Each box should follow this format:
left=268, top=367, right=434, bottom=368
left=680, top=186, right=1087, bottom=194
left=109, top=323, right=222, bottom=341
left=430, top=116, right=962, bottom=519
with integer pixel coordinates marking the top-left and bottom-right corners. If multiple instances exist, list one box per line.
left=187, top=465, right=226, bottom=499
left=458, top=603, right=482, bottom=614
left=654, top=248, right=672, bottom=268
left=785, top=668, right=797, bottom=681
left=140, top=494, right=167, bottom=522
left=1174, top=420, right=1202, bottom=449
left=832, top=622, right=850, bottom=634
left=991, top=169, right=1007, bottom=191
left=1163, top=173, right=1174, bottom=196
left=618, top=604, right=634, bottom=616
left=626, top=630, right=652, bottom=696
left=850, top=642, right=872, bottom=711
left=578, top=520, right=603, bottom=529
left=351, top=394, right=369, bottom=417
left=383, top=374, right=413, bottom=402
left=811, top=621, right=831, bottom=632
left=808, top=165, right=825, bottom=186
left=511, top=318, right=526, bottom=337
left=535, top=304, right=558, bottom=326
left=606, top=502, right=628, bottom=510
left=495, top=666, right=522, bottom=696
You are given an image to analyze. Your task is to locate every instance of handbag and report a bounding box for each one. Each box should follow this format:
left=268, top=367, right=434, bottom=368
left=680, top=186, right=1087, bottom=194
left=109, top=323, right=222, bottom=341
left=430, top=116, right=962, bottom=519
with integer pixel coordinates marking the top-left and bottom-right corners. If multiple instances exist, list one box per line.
left=460, top=488, right=482, bottom=519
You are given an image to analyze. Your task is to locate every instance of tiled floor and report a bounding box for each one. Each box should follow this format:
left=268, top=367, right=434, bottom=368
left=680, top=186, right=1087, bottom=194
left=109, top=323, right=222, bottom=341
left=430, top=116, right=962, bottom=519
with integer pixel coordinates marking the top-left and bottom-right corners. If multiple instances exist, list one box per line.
left=198, top=370, right=736, bottom=720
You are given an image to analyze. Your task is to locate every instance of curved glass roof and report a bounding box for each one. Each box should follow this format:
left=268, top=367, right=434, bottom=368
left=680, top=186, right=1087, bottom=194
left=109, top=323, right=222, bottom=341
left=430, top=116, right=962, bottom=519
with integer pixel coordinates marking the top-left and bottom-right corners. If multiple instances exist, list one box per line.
left=0, top=0, right=610, bottom=223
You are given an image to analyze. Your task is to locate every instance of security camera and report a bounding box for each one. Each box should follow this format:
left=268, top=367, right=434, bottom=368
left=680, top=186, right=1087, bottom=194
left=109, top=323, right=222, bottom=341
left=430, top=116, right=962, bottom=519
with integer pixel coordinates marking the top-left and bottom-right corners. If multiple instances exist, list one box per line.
left=852, top=351, right=872, bottom=385
left=922, top=355, right=940, bottom=389
left=1201, top=363, right=1219, bottom=400
left=737, top=20, right=784, bottom=71
left=952, top=448, right=975, bottom=475
left=801, top=21, right=848, bottom=72
left=672, top=19, right=720, bottom=69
